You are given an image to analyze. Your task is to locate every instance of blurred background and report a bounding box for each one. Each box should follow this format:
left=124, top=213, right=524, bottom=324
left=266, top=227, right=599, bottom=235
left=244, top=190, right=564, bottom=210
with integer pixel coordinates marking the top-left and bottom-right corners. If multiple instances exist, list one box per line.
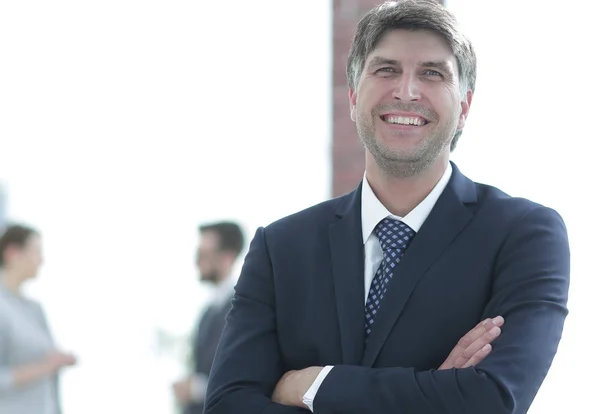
left=0, top=0, right=597, bottom=412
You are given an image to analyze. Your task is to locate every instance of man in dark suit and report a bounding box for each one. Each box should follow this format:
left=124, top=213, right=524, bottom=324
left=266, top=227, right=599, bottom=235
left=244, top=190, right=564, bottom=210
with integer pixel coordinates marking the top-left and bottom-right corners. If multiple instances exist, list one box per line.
left=204, top=1, right=570, bottom=413
left=172, top=221, right=244, bottom=414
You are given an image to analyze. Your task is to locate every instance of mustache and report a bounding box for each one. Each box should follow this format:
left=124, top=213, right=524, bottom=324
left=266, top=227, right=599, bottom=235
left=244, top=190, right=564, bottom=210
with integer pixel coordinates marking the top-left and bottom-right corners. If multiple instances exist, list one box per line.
left=372, top=103, right=438, bottom=122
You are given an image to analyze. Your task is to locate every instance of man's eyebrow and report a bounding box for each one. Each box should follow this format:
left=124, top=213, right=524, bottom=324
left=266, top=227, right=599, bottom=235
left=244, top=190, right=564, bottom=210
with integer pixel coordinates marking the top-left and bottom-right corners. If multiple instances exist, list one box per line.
left=419, top=60, right=453, bottom=74
left=366, top=56, right=399, bottom=69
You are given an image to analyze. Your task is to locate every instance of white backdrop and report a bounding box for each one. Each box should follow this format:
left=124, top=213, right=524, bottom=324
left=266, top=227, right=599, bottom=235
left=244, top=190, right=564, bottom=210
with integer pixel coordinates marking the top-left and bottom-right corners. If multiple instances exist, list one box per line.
left=0, top=1, right=331, bottom=412
left=448, top=0, right=599, bottom=412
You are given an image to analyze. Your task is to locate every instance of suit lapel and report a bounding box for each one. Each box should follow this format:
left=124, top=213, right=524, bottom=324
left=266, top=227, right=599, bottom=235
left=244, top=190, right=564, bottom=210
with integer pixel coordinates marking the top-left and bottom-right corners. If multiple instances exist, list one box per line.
left=361, top=163, right=478, bottom=366
left=329, top=185, right=366, bottom=365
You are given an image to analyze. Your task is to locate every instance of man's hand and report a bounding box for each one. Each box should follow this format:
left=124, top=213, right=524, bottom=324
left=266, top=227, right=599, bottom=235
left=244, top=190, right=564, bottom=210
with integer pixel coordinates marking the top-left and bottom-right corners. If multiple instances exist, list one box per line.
left=272, top=366, right=323, bottom=408
left=439, top=316, right=504, bottom=370
left=172, top=377, right=193, bottom=405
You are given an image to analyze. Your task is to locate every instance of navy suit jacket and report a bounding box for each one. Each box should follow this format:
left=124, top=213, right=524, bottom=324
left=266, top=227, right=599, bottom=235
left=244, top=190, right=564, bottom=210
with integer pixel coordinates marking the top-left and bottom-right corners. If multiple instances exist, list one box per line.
left=204, top=163, right=570, bottom=414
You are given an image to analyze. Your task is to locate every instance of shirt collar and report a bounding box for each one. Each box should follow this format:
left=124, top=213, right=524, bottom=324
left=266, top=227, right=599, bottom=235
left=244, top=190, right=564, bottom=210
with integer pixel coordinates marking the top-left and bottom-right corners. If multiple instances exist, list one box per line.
left=361, top=163, right=452, bottom=244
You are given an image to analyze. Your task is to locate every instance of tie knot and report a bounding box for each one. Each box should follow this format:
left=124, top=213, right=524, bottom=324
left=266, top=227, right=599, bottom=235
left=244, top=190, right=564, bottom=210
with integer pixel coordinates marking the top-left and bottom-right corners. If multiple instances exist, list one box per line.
left=374, top=218, right=416, bottom=252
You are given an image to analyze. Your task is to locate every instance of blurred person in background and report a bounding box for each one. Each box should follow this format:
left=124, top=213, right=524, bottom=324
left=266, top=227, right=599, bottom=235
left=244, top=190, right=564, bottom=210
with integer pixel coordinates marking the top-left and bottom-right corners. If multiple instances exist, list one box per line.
left=172, top=221, right=244, bottom=414
left=0, top=223, right=77, bottom=414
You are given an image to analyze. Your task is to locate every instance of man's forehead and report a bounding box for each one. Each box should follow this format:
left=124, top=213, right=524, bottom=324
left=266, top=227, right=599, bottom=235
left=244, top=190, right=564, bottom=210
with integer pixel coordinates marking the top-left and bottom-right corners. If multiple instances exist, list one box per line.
left=201, top=231, right=219, bottom=245
left=366, top=29, right=457, bottom=68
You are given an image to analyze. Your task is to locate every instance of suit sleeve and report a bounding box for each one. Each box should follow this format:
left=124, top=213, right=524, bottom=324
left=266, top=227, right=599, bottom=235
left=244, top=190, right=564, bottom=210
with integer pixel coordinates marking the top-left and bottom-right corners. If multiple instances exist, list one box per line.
left=204, top=227, right=310, bottom=414
left=313, top=206, right=570, bottom=414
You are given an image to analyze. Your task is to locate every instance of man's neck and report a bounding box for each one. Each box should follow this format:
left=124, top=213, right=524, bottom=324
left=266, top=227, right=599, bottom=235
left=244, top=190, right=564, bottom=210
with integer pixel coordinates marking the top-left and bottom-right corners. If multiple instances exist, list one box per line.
left=366, top=156, right=449, bottom=217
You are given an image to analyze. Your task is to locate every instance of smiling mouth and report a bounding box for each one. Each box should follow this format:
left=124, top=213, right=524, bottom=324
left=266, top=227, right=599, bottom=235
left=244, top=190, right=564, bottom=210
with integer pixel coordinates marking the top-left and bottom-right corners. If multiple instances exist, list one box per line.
left=380, top=114, right=430, bottom=126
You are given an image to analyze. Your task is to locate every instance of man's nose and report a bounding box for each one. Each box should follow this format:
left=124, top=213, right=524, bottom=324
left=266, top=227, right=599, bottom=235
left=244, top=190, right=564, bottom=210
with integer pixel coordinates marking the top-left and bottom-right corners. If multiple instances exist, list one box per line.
left=392, top=74, right=422, bottom=101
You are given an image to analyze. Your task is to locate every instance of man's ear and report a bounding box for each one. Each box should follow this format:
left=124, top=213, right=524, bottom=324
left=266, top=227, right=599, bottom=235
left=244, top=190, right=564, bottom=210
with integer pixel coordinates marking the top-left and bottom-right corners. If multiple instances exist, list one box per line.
left=457, top=90, right=473, bottom=131
left=349, top=88, right=357, bottom=122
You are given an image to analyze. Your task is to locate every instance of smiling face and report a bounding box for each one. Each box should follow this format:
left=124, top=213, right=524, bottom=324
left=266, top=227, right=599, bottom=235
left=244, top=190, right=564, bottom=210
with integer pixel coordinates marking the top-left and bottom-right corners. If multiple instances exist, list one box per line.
left=350, top=29, right=472, bottom=178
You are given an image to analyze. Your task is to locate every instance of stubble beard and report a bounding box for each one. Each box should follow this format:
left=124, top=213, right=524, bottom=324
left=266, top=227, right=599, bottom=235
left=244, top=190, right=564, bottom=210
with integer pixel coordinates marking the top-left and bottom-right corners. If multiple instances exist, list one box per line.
left=356, top=104, right=456, bottom=178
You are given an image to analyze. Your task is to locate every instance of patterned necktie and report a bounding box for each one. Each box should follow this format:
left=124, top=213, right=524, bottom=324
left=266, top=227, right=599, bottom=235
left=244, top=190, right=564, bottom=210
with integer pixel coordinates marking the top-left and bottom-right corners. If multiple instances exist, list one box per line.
left=365, top=217, right=416, bottom=339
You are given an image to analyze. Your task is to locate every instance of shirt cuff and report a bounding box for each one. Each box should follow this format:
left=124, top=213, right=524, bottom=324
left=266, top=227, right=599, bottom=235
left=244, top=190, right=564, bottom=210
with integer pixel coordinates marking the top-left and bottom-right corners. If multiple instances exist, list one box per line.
left=302, top=365, right=333, bottom=412
left=189, top=374, right=208, bottom=403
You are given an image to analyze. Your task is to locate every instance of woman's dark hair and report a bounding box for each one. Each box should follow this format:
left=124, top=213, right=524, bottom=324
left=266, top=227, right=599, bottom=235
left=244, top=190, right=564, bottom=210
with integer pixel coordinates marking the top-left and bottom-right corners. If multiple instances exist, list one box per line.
left=0, top=224, right=39, bottom=267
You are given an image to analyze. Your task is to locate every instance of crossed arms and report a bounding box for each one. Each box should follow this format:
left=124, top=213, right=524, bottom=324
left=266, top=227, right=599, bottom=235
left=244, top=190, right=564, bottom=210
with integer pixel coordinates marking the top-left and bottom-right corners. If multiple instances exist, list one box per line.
left=204, top=206, right=570, bottom=414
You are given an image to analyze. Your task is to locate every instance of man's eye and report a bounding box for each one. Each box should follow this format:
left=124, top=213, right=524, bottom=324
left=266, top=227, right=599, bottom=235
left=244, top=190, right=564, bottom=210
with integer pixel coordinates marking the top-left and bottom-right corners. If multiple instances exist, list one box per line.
left=376, top=67, right=396, bottom=73
left=423, top=69, right=442, bottom=77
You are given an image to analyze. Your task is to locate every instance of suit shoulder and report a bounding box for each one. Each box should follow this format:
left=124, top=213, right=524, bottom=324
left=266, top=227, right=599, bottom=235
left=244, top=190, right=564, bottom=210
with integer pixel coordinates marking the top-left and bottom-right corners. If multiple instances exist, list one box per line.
left=470, top=182, right=568, bottom=241
left=262, top=191, right=352, bottom=237
left=474, top=181, right=563, bottom=222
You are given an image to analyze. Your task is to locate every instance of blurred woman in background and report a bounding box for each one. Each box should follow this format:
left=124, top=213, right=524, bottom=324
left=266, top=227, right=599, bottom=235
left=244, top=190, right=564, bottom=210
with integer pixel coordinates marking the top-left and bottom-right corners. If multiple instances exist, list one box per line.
left=0, top=224, right=76, bottom=414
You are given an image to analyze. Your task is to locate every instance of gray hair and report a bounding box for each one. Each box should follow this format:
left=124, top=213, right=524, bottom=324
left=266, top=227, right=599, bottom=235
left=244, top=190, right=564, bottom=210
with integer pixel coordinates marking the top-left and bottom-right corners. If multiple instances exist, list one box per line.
left=347, top=0, right=477, bottom=150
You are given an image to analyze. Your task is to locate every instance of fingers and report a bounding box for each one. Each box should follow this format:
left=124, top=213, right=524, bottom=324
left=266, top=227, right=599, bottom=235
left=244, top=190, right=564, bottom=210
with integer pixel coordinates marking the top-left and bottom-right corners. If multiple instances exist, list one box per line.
left=457, top=316, right=504, bottom=351
left=462, top=343, right=492, bottom=368
left=439, top=316, right=504, bottom=370
left=457, top=324, right=501, bottom=368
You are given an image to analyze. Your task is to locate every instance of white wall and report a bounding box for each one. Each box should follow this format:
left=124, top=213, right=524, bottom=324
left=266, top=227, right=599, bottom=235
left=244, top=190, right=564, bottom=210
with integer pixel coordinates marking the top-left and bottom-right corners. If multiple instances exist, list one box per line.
left=448, top=0, right=599, bottom=412
left=0, top=1, right=332, bottom=412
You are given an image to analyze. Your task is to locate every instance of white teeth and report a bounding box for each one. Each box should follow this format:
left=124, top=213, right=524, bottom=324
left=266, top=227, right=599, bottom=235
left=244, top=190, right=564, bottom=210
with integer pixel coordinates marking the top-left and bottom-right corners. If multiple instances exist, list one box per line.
left=384, top=115, right=426, bottom=126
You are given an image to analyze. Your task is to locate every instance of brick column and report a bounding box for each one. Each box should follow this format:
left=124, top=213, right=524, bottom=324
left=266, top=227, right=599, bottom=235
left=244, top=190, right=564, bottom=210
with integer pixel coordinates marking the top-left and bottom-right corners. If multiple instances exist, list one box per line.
left=331, top=0, right=446, bottom=197
left=331, top=0, right=380, bottom=197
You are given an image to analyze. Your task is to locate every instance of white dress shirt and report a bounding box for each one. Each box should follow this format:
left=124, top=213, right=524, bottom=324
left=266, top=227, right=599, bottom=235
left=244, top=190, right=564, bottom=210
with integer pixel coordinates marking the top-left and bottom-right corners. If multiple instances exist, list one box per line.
left=302, top=163, right=453, bottom=412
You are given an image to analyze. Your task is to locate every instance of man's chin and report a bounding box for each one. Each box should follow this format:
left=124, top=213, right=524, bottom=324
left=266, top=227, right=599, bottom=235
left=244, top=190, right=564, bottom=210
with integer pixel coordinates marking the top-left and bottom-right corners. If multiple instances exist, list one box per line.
left=371, top=149, right=435, bottom=177
left=377, top=148, right=425, bottom=164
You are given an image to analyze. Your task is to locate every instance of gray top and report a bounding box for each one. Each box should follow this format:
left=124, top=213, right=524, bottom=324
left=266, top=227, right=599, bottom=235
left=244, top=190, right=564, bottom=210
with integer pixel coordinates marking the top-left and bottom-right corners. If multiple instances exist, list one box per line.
left=0, top=283, right=61, bottom=414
